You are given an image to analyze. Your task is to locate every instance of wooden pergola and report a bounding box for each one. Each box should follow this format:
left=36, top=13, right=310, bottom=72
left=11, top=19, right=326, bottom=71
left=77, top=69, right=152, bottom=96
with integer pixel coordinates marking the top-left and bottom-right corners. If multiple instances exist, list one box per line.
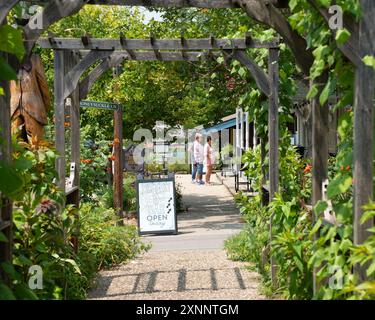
left=0, top=0, right=374, bottom=288
left=36, top=34, right=280, bottom=220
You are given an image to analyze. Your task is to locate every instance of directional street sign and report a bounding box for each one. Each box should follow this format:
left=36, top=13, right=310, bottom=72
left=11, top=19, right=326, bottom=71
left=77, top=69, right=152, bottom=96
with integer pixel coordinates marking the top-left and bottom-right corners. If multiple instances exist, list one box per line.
left=80, top=100, right=120, bottom=111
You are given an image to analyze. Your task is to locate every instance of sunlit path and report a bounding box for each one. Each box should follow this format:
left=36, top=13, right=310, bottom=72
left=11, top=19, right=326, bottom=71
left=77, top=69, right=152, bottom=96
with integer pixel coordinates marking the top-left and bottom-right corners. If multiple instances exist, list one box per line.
left=89, top=174, right=265, bottom=300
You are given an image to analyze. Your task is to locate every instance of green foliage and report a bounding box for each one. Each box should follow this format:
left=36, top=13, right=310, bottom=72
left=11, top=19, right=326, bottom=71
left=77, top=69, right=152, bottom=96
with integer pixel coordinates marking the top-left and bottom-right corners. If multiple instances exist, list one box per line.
left=227, top=141, right=313, bottom=299
left=0, top=24, right=25, bottom=60
left=78, top=204, right=150, bottom=271
left=363, top=55, right=375, bottom=70
left=0, top=140, right=148, bottom=300
left=0, top=23, right=25, bottom=94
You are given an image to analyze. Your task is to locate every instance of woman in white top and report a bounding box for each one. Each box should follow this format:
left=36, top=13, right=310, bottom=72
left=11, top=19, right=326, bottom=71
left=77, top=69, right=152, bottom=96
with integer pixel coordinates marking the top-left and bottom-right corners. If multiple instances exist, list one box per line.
left=204, top=136, right=215, bottom=185
left=193, top=133, right=205, bottom=185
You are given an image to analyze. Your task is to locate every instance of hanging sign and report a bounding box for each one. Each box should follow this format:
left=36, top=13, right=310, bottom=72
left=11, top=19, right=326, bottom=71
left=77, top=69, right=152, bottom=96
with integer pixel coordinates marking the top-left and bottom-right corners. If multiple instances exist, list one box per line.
left=80, top=100, right=120, bottom=111
left=137, top=178, right=177, bottom=235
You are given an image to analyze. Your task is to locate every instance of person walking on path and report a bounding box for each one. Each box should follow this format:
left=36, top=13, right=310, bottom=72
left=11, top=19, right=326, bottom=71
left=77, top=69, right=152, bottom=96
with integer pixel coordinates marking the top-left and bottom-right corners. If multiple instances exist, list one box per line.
left=193, top=133, right=205, bottom=185
left=204, top=136, right=215, bottom=185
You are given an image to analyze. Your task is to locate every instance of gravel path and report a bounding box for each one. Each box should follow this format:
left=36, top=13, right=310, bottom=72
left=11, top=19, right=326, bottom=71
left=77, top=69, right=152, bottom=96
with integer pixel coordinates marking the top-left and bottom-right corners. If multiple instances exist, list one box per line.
left=89, top=174, right=265, bottom=300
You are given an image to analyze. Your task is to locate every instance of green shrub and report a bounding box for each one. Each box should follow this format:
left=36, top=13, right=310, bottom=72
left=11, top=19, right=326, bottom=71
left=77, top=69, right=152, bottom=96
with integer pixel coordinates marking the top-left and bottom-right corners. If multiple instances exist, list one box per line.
left=0, top=140, right=149, bottom=300
left=64, top=204, right=150, bottom=299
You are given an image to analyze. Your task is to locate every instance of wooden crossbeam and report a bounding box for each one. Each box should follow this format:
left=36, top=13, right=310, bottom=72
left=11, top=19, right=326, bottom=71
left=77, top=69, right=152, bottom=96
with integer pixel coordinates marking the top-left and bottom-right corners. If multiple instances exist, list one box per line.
left=33, top=0, right=288, bottom=9
left=120, top=33, right=136, bottom=59
left=87, top=0, right=239, bottom=8
left=37, top=37, right=278, bottom=50
left=80, top=49, right=213, bottom=99
left=79, top=50, right=214, bottom=61
left=63, top=50, right=113, bottom=100
left=0, top=0, right=19, bottom=25
left=150, top=35, right=163, bottom=60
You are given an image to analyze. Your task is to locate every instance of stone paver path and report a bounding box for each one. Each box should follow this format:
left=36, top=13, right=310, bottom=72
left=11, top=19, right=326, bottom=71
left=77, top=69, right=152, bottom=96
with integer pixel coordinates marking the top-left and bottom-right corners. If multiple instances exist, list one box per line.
left=89, top=174, right=265, bottom=300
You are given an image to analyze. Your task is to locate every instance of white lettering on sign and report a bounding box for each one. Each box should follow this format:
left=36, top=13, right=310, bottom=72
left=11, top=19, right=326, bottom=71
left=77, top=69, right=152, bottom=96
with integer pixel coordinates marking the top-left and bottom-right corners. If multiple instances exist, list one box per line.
left=138, top=180, right=176, bottom=234
left=80, top=100, right=120, bottom=111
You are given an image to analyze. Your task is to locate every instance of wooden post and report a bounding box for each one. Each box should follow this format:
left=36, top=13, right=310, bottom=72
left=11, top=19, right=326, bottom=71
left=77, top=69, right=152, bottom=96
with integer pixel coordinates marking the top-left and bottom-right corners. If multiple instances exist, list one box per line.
left=260, top=138, right=268, bottom=205
left=268, top=47, right=280, bottom=289
left=65, top=50, right=80, bottom=208
left=113, top=106, right=124, bottom=224
left=353, top=0, right=374, bottom=280
left=0, top=53, right=13, bottom=285
left=311, top=73, right=329, bottom=294
left=54, top=50, right=66, bottom=192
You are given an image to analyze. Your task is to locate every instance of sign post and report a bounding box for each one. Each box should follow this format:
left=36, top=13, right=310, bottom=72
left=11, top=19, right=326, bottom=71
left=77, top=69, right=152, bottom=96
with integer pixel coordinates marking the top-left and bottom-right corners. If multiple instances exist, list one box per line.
left=113, top=106, right=124, bottom=225
left=137, top=178, right=178, bottom=235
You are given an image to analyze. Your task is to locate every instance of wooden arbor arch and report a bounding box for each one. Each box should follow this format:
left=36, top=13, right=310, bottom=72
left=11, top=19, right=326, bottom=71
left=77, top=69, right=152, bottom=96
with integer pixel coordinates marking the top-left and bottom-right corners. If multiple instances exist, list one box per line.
left=36, top=34, right=280, bottom=213
left=0, top=0, right=373, bottom=286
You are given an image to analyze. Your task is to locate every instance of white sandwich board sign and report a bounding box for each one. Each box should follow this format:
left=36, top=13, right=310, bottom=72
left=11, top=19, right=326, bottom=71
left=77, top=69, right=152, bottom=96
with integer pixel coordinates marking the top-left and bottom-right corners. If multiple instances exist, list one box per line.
left=137, top=178, right=177, bottom=235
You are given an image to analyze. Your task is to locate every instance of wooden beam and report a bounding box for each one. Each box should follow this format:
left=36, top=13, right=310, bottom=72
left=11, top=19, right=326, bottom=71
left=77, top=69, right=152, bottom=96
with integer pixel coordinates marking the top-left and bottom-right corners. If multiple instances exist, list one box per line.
left=87, top=0, right=239, bottom=7
left=226, top=50, right=270, bottom=96
left=24, top=0, right=87, bottom=55
left=239, top=0, right=314, bottom=77
left=80, top=53, right=127, bottom=99
left=54, top=50, right=66, bottom=192
left=34, top=0, right=288, bottom=8
left=268, top=47, right=279, bottom=289
left=79, top=50, right=214, bottom=99
left=0, top=0, right=19, bottom=25
left=63, top=50, right=113, bottom=100
left=37, top=37, right=278, bottom=50
left=86, top=50, right=211, bottom=61
left=353, top=0, right=374, bottom=280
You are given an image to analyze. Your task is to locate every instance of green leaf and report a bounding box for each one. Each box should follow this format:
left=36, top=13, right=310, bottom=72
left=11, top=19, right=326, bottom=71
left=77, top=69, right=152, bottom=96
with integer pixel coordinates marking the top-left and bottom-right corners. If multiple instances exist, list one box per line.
left=289, top=0, right=298, bottom=11
left=319, top=77, right=336, bottom=106
left=13, top=255, right=33, bottom=267
left=14, top=284, right=39, bottom=300
left=327, top=175, right=353, bottom=199
left=306, top=84, right=318, bottom=99
left=314, top=201, right=328, bottom=215
left=0, top=261, right=17, bottom=278
left=0, top=231, right=9, bottom=243
left=238, top=67, right=246, bottom=78
left=313, top=45, right=329, bottom=60
left=335, top=28, right=351, bottom=45
left=310, top=219, right=322, bottom=238
left=360, top=209, right=375, bottom=224
left=216, top=57, right=224, bottom=64
left=363, top=55, right=375, bottom=70
left=61, top=258, right=82, bottom=275
left=0, top=25, right=25, bottom=60
left=366, top=260, right=375, bottom=277
left=0, top=57, right=17, bottom=81
left=316, top=0, right=331, bottom=7
left=0, top=284, right=16, bottom=300
left=14, top=158, right=33, bottom=171
left=0, top=162, right=24, bottom=196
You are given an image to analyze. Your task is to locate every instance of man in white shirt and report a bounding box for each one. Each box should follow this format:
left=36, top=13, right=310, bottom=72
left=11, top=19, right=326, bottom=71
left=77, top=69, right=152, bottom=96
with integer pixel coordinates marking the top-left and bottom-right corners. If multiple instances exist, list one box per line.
left=193, top=133, right=205, bottom=185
